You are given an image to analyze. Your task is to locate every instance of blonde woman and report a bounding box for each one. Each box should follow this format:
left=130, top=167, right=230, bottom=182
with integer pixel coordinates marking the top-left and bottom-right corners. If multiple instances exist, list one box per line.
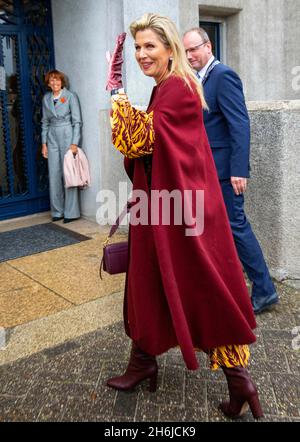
left=105, top=14, right=263, bottom=419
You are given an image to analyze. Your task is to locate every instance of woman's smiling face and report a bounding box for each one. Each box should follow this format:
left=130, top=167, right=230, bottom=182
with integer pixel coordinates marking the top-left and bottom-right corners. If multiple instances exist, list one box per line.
left=48, top=75, right=62, bottom=94
left=134, top=28, right=172, bottom=84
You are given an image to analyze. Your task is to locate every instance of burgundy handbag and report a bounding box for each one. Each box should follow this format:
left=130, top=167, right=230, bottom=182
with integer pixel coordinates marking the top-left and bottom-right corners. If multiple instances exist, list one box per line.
left=99, top=203, right=130, bottom=279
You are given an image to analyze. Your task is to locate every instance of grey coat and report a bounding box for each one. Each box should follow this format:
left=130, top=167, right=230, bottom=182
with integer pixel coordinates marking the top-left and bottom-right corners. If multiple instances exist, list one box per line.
left=41, top=88, right=82, bottom=219
left=41, top=87, right=82, bottom=146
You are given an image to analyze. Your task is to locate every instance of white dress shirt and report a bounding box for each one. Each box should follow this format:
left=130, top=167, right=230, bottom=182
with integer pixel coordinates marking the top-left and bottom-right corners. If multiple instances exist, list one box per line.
left=197, top=55, right=215, bottom=83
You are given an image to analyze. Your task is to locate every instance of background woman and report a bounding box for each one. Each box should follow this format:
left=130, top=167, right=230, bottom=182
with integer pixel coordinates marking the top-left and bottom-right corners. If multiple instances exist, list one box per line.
left=41, top=70, right=82, bottom=223
left=105, top=14, right=263, bottom=419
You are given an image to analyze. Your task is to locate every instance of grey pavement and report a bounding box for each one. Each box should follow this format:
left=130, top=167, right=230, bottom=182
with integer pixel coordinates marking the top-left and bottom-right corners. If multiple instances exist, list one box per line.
left=0, top=280, right=299, bottom=422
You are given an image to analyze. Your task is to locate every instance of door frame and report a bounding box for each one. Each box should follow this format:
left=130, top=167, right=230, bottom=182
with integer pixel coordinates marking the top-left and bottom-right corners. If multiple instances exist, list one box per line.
left=0, top=0, right=55, bottom=220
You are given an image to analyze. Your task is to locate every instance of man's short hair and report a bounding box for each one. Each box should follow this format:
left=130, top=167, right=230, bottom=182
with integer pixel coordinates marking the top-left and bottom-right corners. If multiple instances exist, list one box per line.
left=183, top=27, right=210, bottom=43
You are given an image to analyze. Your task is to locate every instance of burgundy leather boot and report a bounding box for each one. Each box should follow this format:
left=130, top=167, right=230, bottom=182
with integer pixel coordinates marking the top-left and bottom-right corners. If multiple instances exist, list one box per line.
left=106, top=342, right=158, bottom=392
left=220, top=366, right=264, bottom=419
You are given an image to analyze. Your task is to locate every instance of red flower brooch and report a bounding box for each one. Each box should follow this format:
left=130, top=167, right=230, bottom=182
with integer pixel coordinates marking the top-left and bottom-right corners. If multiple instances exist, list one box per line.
left=60, top=97, right=67, bottom=103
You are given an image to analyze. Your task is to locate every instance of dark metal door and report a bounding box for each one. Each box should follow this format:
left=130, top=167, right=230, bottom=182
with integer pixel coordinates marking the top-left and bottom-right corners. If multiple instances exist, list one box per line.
left=0, top=0, right=55, bottom=220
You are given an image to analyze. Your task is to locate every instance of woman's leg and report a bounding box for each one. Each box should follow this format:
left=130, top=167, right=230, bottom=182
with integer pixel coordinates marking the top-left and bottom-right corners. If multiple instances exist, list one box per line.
left=47, top=142, right=64, bottom=219
left=207, top=345, right=263, bottom=419
left=58, top=127, right=80, bottom=220
left=106, top=341, right=158, bottom=392
left=64, top=186, right=80, bottom=220
left=207, top=344, right=250, bottom=371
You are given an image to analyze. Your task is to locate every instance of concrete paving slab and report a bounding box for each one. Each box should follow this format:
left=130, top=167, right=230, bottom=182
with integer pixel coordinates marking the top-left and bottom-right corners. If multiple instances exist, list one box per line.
left=0, top=214, right=299, bottom=422
left=0, top=262, right=33, bottom=294
left=0, top=212, right=51, bottom=233
left=0, top=291, right=123, bottom=365
left=8, top=232, right=126, bottom=305
left=0, top=282, right=72, bottom=328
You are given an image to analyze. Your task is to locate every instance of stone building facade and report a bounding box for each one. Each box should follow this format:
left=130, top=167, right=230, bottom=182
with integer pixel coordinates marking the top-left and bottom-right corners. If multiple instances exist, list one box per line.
left=1, top=0, right=299, bottom=282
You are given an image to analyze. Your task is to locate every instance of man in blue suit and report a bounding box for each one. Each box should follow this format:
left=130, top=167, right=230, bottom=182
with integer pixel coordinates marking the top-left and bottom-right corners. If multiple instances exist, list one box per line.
left=183, top=28, right=279, bottom=314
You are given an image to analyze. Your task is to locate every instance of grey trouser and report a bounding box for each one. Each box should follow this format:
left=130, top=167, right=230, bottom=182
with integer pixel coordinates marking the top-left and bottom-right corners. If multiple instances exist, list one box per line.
left=47, top=124, right=80, bottom=219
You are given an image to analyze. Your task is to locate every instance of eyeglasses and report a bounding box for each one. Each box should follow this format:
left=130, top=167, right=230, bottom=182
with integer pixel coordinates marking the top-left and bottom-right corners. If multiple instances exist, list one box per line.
left=185, top=41, right=208, bottom=55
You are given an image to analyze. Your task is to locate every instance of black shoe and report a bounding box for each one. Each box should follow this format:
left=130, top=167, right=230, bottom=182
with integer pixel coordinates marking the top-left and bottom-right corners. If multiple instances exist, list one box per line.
left=52, top=216, right=64, bottom=222
left=63, top=217, right=80, bottom=224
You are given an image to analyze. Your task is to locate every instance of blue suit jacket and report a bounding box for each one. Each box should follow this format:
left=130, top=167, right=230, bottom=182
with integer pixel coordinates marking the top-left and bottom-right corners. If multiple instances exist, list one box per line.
left=203, top=61, right=250, bottom=179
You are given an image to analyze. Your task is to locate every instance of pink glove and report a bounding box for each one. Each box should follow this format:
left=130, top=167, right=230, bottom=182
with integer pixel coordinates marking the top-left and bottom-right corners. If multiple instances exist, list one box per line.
left=106, top=32, right=127, bottom=91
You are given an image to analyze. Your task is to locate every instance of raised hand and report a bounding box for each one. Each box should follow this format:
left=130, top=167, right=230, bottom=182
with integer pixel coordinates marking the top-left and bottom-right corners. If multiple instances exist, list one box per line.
left=106, top=32, right=127, bottom=91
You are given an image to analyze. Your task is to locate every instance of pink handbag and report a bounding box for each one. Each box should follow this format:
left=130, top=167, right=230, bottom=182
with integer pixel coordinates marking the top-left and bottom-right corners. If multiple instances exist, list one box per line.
left=64, top=149, right=91, bottom=189
left=99, top=203, right=131, bottom=279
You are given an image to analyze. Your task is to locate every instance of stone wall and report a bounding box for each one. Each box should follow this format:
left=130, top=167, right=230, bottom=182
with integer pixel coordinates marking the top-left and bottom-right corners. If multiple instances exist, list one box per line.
left=179, top=0, right=300, bottom=101
left=246, top=101, right=300, bottom=282
left=51, top=0, right=128, bottom=222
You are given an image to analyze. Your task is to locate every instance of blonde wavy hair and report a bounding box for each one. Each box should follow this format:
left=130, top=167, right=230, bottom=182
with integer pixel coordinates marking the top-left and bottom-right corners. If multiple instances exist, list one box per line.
left=130, top=13, right=207, bottom=109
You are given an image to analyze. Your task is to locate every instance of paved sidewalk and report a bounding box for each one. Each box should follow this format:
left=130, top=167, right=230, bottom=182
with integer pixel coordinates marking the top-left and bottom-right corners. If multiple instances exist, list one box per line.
left=0, top=216, right=299, bottom=422
left=1, top=286, right=299, bottom=422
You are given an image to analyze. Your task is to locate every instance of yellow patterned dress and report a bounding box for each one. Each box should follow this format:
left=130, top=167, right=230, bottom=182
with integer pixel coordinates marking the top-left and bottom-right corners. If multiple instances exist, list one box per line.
left=110, top=91, right=250, bottom=370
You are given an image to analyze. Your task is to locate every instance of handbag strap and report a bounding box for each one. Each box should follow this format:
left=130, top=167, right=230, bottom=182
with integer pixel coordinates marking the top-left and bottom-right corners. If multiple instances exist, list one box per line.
left=102, top=201, right=132, bottom=248
left=108, top=201, right=132, bottom=239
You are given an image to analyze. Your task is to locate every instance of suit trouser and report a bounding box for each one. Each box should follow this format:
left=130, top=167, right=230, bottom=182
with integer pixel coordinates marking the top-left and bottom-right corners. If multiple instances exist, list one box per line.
left=47, top=124, right=80, bottom=219
left=220, top=179, right=276, bottom=299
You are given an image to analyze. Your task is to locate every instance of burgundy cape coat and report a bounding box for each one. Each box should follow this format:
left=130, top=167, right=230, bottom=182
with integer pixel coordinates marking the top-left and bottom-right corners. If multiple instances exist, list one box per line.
left=123, top=75, right=256, bottom=370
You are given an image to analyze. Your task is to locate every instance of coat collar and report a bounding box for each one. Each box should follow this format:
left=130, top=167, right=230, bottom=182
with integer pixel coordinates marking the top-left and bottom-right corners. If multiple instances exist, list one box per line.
left=47, top=91, right=57, bottom=116
left=47, top=87, right=68, bottom=115
left=202, top=58, right=220, bottom=85
left=53, top=87, right=68, bottom=108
